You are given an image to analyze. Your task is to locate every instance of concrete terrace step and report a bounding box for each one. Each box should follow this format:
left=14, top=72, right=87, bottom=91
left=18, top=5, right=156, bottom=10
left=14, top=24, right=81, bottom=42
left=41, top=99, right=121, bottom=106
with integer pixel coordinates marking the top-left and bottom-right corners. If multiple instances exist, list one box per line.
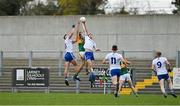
left=0, top=81, right=12, bottom=84
left=49, top=80, right=92, bottom=84
left=0, top=84, right=11, bottom=86
left=0, top=59, right=176, bottom=94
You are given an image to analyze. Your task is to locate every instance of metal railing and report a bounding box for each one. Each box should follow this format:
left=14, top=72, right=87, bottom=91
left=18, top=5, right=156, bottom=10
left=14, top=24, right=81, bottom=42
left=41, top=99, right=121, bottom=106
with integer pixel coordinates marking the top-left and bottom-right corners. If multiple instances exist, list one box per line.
left=0, top=51, right=63, bottom=77
left=1, top=49, right=179, bottom=77
left=0, top=50, right=178, bottom=94
left=0, top=50, right=158, bottom=77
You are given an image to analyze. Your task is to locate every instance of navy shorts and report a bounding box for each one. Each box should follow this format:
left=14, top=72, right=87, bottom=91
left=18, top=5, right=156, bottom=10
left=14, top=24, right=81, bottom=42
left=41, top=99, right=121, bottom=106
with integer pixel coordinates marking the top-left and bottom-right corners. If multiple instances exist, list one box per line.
left=85, top=52, right=94, bottom=61
left=111, top=69, right=121, bottom=77
left=157, top=74, right=169, bottom=81
left=64, top=52, right=75, bottom=62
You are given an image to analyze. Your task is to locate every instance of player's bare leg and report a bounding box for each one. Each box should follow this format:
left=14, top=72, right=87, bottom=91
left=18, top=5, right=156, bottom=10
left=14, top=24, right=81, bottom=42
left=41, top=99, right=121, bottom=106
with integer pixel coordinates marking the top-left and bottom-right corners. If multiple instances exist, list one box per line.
left=87, top=60, right=96, bottom=85
left=78, top=60, right=88, bottom=75
left=167, top=78, right=177, bottom=98
left=128, top=80, right=138, bottom=97
left=71, top=60, right=81, bottom=81
left=71, top=60, right=78, bottom=71
left=87, top=60, right=93, bottom=72
left=77, top=61, right=85, bottom=72
left=119, top=80, right=124, bottom=94
left=79, top=55, right=88, bottom=74
left=112, top=76, right=119, bottom=97
left=64, top=62, right=70, bottom=86
left=73, top=52, right=86, bottom=81
left=85, top=62, right=88, bottom=75
left=76, top=54, right=88, bottom=74
left=159, top=79, right=167, bottom=98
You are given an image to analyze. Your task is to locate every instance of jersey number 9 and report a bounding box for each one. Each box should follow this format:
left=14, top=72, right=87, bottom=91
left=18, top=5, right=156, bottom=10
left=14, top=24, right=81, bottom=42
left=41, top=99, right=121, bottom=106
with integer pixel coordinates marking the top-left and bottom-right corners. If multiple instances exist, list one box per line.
left=157, top=61, right=162, bottom=68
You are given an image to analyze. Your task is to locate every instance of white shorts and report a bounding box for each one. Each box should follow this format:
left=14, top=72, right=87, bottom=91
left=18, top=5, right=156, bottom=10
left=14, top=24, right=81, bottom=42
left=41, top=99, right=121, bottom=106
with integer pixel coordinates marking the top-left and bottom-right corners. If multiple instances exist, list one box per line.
left=79, top=52, right=85, bottom=58
left=120, top=73, right=131, bottom=81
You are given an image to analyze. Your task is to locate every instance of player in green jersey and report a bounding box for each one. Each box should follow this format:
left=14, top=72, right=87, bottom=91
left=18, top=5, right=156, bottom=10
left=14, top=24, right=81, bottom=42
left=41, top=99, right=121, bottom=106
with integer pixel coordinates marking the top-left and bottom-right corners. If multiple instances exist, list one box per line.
left=73, top=21, right=88, bottom=81
left=119, top=58, right=138, bottom=97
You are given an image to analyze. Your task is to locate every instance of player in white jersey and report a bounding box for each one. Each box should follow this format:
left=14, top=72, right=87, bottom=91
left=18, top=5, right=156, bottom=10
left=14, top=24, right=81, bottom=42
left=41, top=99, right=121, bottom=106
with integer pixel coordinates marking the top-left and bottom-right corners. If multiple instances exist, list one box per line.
left=102, top=45, right=127, bottom=97
left=152, top=51, right=177, bottom=98
left=63, top=24, right=79, bottom=86
left=81, top=21, right=100, bottom=83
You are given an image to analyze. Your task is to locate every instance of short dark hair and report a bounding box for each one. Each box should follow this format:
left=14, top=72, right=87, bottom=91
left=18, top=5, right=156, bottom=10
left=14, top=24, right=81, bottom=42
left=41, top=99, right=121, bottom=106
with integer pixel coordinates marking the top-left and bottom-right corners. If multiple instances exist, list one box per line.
left=156, top=51, right=162, bottom=57
left=63, top=34, right=67, bottom=40
left=112, top=45, right=118, bottom=51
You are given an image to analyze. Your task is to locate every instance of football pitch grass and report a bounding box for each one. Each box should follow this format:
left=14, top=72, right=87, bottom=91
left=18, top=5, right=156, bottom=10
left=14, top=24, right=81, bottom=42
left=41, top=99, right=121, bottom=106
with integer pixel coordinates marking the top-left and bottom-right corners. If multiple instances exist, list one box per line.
left=0, top=93, right=179, bottom=105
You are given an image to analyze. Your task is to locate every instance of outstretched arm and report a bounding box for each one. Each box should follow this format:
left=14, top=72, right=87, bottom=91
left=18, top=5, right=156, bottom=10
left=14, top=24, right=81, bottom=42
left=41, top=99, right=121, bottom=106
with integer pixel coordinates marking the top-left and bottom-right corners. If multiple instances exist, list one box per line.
left=124, top=58, right=131, bottom=65
left=74, top=21, right=81, bottom=43
left=151, top=64, right=155, bottom=70
left=120, top=56, right=130, bottom=66
left=66, top=25, right=75, bottom=39
left=93, top=42, right=100, bottom=51
left=82, top=22, right=88, bottom=36
left=102, top=58, right=108, bottom=64
left=151, top=64, right=157, bottom=75
left=102, top=54, right=109, bottom=64
left=165, top=60, right=172, bottom=72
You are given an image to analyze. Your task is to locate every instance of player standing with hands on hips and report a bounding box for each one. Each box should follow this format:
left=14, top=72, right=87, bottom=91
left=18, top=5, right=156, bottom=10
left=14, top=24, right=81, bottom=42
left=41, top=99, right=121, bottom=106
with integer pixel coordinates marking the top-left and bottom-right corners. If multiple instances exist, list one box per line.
left=152, top=51, right=177, bottom=98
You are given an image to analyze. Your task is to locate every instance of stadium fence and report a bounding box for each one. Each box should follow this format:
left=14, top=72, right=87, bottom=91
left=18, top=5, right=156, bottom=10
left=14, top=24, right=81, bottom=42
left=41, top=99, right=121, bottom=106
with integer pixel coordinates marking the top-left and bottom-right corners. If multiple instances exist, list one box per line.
left=0, top=50, right=179, bottom=77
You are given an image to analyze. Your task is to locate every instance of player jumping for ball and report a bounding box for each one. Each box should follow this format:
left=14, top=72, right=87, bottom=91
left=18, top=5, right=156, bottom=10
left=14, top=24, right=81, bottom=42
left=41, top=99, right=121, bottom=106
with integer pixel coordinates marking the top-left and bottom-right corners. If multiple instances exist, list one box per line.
left=102, top=45, right=127, bottom=97
left=81, top=20, right=100, bottom=83
left=152, top=51, right=177, bottom=98
left=73, top=21, right=88, bottom=81
left=63, top=24, right=79, bottom=86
